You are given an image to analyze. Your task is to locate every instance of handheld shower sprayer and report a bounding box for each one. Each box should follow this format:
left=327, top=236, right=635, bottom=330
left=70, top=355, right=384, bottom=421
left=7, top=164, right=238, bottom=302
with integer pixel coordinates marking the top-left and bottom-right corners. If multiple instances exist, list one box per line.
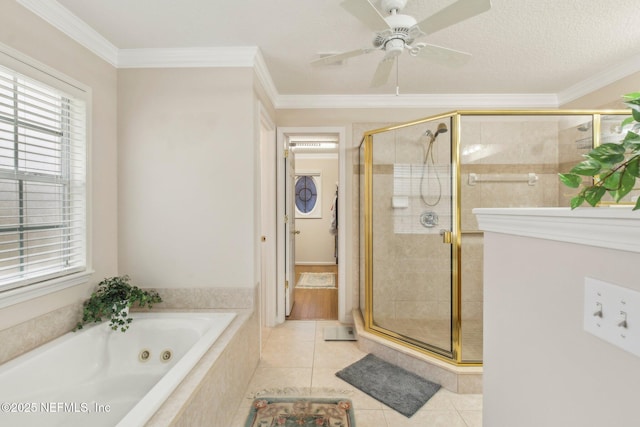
left=420, top=122, right=448, bottom=207
left=435, top=122, right=448, bottom=137
left=424, top=123, right=448, bottom=139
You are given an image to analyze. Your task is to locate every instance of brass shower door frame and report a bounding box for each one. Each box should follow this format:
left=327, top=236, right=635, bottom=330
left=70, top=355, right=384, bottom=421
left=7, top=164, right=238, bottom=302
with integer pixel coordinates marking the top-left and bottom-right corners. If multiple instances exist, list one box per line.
left=362, top=111, right=460, bottom=364
left=361, top=109, right=630, bottom=366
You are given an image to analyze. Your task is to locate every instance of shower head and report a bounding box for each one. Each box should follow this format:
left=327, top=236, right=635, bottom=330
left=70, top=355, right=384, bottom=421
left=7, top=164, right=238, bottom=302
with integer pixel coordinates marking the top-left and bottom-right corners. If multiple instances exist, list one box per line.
left=435, top=123, right=448, bottom=136
left=425, top=123, right=449, bottom=139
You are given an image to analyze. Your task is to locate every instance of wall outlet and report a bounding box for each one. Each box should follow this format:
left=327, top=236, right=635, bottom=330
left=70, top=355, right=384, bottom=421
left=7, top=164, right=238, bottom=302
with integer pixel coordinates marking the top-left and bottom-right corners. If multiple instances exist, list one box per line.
left=584, top=277, right=640, bottom=358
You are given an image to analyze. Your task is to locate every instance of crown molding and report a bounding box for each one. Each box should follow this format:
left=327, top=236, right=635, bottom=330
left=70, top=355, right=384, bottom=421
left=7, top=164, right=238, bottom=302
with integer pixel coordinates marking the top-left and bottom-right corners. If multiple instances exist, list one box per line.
left=252, top=50, right=279, bottom=108
left=474, top=207, right=640, bottom=254
left=17, top=1, right=640, bottom=110
left=274, top=93, right=559, bottom=109
left=557, top=52, right=640, bottom=106
left=116, top=47, right=279, bottom=104
left=16, top=0, right=118, bottom=66
left=117, top=46, right=259, bottom=68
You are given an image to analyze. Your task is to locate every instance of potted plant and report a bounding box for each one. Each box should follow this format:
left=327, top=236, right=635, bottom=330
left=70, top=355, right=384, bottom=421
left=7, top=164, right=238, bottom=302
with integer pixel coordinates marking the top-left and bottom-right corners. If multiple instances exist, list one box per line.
left=76, top=275, right=162, bottom=332
left=559, top=91, right=640, bottom=210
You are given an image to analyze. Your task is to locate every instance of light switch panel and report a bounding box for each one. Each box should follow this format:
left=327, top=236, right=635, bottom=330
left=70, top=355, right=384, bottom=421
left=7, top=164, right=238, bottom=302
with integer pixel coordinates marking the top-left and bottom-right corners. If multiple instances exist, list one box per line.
left=584, top=277, right=640, bottom=358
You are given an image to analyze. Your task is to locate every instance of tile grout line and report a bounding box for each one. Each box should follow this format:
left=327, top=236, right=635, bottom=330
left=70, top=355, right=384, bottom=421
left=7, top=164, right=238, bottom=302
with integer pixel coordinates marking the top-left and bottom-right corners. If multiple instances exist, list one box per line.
left=458, top=408, right=472, bottom=427
left=310, top=320, right=317, bottom=391
left=380, top=407, right=392, bottom=427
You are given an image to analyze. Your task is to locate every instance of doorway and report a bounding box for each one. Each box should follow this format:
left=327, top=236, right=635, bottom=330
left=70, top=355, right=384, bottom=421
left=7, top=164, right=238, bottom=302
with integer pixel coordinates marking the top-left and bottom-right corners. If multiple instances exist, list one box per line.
left=287, top=139, right=339, bottom=320
left=274, top=127, right=346, bottom=325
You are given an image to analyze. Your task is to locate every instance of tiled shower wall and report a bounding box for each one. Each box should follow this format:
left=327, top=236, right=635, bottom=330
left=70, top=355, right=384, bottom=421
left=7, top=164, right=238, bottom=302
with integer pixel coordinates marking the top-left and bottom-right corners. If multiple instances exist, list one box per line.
left=355, top=115, right=596, bottom=360
left=369, top=122, right=453, bottom=335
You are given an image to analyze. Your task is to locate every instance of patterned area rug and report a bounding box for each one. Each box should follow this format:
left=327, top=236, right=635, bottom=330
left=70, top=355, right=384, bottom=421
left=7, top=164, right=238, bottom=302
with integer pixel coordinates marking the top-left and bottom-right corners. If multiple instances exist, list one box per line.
left=244, top=397, right=355, bottom=427
left=296, top=272, right=336, bottom=289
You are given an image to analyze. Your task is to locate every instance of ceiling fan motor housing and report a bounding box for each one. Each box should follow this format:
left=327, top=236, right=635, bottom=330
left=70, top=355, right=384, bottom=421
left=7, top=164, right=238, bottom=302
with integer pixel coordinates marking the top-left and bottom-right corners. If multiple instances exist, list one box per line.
left=373, top=13, right=418, bottom=52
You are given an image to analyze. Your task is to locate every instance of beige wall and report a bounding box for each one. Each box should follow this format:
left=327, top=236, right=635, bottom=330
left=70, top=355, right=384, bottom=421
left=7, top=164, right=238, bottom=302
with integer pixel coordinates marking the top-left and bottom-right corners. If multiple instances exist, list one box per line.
left=118, top=67, right=257, bottom=289
left=294, top=156, right=339, bottom=264
left=482, top=230, right=640, bottom=426
left=0, top=1, right=118, bottom=330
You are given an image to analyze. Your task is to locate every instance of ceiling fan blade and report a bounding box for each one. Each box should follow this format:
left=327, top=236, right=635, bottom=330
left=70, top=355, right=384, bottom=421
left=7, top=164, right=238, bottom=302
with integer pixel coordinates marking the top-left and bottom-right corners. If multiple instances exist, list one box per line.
left=341, top=0, right=390, bottom=32
left=413, top=43, right=472, bottom=67
left=370, top=57, right=395, bottom=87
left=416, top=0, right=491, bottom=35
left=311, top=48, right=374, bottom=66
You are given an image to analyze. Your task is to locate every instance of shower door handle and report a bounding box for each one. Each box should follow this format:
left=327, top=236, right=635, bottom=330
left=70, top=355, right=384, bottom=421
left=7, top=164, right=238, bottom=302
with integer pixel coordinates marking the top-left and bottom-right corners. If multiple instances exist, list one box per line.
left=440, top=230, right=452, bottom=244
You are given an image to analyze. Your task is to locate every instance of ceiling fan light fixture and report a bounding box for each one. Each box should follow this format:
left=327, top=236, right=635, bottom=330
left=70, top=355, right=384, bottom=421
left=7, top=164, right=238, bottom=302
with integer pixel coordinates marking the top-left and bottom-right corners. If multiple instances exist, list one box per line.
left=384, top=38, right=405, bottom=59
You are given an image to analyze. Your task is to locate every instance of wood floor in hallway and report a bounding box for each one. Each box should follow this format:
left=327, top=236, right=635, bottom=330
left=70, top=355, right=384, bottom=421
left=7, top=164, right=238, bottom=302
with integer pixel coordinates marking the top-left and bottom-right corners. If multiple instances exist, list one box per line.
left=286, top=264, right=338, bottom=320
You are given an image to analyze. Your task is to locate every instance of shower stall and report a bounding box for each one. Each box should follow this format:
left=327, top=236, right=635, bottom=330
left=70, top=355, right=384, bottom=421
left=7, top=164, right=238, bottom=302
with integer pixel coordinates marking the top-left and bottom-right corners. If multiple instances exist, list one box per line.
left=358, top=110, right=630, bottom=365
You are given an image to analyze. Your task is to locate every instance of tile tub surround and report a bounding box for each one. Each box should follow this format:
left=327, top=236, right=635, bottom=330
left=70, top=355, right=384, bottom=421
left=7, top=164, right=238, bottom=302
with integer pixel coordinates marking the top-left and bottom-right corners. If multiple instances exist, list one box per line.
left=0, top=301, right=83, bottom=365
left=146, top=287, right=256, bottom=310
left=0, top=286, right=255, bottom=366
left=0, top=285, right=259, bottom=426
left=146, top=307, right=260, bottom=426
left=141, top=285, right=260, bottom=426
left=353, top=310, right=482, bottom=394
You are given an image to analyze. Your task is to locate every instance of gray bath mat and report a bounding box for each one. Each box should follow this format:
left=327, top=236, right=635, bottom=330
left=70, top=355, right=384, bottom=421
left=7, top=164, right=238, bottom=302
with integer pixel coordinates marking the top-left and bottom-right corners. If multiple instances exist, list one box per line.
left=335, top=353, right=440, bottom=417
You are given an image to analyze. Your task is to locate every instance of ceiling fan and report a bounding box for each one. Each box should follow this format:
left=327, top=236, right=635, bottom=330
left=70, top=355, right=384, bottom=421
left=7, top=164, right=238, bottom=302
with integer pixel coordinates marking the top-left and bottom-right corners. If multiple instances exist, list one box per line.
left=311, top=0, right=491, bottom=87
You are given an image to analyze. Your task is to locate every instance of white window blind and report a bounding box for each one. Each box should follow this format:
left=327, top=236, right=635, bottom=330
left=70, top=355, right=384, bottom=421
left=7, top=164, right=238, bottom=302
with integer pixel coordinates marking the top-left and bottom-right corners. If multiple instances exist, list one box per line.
left=0, top=64, right=86, bottom=292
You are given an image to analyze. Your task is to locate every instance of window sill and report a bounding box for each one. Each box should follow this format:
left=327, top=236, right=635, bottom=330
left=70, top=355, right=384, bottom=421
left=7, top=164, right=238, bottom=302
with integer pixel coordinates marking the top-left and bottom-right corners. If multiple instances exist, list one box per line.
left=0, top=270, right=94, bottom=309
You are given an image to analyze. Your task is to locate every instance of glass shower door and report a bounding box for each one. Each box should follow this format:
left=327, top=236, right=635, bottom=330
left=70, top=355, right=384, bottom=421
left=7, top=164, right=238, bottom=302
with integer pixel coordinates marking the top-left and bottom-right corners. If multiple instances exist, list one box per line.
left=367, top=117, right=455, bottom=358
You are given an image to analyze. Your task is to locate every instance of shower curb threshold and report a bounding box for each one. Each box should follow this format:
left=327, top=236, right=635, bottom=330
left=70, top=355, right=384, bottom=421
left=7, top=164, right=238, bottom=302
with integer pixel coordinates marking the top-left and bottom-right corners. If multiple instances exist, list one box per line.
left=352, top=309, right=482, bottom=394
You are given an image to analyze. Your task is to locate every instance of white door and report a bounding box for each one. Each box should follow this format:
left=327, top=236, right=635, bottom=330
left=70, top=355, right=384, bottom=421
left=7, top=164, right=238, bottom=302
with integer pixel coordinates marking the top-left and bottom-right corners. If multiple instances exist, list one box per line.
left=284, top=146, right=297, bottom=316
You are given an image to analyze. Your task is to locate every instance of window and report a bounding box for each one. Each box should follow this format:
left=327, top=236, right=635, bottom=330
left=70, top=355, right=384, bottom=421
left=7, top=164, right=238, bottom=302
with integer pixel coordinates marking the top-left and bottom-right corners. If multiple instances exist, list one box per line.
left=294, top=172, right=322, bottom=218
left=295, top=175, right=318, bottom=214
left=0, top=64, right=87, bottom=293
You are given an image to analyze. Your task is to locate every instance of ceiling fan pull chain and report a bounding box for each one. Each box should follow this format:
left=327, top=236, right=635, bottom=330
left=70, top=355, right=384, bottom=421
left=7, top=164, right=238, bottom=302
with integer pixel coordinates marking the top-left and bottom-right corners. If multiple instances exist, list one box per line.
left=395, top=57, right=400, bottom=96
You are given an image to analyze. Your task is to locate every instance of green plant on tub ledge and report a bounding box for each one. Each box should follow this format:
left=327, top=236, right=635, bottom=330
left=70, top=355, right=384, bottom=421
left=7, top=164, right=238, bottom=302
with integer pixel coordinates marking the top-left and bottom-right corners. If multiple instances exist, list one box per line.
left=75, top=275, right=162, bottom=332
left=559, top=91, right=640, bottom=210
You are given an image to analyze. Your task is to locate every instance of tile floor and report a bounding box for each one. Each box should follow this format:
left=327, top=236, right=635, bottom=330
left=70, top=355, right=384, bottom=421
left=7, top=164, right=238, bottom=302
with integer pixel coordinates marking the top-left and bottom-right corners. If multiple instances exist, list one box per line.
left=230, top=320, right=482, bottom=427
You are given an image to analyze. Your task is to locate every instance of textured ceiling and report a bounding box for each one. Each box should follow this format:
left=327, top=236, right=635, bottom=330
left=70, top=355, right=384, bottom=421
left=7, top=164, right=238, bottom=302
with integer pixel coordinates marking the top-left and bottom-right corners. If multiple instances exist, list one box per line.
left=51, top=0, right=640, bottom=98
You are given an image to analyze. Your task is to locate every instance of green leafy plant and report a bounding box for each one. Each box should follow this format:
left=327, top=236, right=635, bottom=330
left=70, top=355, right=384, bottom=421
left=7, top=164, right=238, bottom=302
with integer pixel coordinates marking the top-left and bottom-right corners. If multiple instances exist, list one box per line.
left=75, top=275, right=162, bottom=332
left=559, top=91, right=640, bottom=210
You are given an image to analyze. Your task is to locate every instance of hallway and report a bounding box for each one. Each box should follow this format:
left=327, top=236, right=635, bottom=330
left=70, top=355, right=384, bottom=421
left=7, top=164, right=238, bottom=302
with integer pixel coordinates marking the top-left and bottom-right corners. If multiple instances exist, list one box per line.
left=287, top=265, right=338, bottom=320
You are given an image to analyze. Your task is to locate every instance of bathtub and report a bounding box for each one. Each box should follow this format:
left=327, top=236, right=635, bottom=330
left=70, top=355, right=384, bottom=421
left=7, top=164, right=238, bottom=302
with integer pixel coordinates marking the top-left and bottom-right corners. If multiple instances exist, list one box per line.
left=0, top=311, right=236, bottom=427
